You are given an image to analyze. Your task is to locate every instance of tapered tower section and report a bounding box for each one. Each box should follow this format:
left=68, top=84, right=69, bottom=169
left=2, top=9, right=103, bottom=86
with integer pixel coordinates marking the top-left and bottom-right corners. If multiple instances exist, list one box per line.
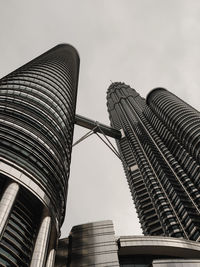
left=0, top=44, right=79, bottom=266
left=107, top=82, right=200, bottom=241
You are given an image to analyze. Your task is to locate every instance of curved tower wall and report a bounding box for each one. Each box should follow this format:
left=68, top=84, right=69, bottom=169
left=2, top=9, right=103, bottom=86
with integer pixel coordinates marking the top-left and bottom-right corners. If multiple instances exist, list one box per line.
left=0, top=44, right=79, bottom=266
left=145, top=88, right=200, bottom=190
left=107, top=82, right=200, bottom=241
left=146, top=88, right=200, bottom=164
left=107, top=82, right=164, bottom=236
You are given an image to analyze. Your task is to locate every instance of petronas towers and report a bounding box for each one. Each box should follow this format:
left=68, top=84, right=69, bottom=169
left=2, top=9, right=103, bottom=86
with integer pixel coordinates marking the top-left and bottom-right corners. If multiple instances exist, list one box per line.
left=107, top=82, right=200, bottom=241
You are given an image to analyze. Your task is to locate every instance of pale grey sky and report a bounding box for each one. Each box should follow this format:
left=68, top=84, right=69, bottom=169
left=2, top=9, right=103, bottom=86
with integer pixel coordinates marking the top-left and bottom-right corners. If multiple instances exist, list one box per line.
left=0, top=0, right=199, bottom=237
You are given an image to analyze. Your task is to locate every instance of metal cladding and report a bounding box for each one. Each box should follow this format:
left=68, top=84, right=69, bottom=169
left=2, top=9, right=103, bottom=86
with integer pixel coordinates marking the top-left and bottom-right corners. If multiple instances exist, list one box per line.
left=0, top=44, right=79, bottom=265
left=55, top=220, right=200, bottom=266
left=118, top=235, right=200, bottom=266
left=107, top=82, right=200, bottom=241
left=55, top=220, right=120, bottom=267
left=75, top=114, right=121, bottom=139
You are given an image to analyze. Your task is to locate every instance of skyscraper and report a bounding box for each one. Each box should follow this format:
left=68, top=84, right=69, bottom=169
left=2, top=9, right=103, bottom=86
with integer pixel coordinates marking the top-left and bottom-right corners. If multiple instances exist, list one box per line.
left=0, top=44, right=79, bottom=266
left=107, top=82, right=200, bottom=241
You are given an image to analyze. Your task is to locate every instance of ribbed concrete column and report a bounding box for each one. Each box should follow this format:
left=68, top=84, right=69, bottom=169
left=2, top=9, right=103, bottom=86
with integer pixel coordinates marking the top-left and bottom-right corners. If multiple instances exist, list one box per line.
left=46, top=249, right=56, bottom=267
left=0, top=182, right=19, bottom=235
left=30, top=215, right=51, bottom=267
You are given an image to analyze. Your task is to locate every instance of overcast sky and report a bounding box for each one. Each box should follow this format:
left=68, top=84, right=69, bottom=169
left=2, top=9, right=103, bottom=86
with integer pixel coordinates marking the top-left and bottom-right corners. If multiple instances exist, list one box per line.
left=0, top=0, right=200, bottom=237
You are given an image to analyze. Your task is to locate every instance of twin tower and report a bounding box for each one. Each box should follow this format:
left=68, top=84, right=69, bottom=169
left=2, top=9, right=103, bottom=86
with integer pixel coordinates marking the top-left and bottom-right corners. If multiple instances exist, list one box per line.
left=0, top=44, right=200, bottom=266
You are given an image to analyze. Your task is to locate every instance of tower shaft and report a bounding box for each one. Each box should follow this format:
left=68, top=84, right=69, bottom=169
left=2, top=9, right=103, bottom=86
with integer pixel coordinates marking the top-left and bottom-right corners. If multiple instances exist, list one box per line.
left=0, top=44, right=79, bottom=266
left=107, top=82, right=200, bottom=241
